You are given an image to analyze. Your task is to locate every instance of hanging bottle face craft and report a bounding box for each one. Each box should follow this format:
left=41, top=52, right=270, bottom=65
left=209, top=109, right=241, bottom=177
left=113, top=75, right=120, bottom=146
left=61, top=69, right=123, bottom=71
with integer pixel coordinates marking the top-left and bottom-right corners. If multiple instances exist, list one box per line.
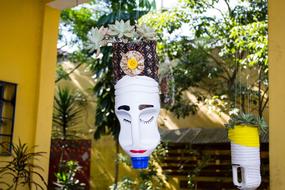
left=113, top=41, right=160, bottom=169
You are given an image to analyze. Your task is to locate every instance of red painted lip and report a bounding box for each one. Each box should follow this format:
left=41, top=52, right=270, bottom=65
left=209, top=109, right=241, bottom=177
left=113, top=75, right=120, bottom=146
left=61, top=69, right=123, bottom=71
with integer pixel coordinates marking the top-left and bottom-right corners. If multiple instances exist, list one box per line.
left=130, top=150, right=147, bottom=153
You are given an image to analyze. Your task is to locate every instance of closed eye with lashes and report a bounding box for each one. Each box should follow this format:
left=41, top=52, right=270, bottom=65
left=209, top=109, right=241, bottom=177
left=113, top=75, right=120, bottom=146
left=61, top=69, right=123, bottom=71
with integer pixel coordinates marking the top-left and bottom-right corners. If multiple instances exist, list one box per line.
left=123, top=118, right=131, bottom=123
left=140, top=116, right=154, bottom=124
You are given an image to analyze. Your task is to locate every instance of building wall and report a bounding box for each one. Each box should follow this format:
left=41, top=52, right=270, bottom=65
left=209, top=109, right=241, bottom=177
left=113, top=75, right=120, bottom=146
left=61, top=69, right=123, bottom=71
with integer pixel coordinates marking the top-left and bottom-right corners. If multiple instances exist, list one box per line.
left=269, top=0, right=285, bottom=189
left=0, top=0, right=60, bottom=188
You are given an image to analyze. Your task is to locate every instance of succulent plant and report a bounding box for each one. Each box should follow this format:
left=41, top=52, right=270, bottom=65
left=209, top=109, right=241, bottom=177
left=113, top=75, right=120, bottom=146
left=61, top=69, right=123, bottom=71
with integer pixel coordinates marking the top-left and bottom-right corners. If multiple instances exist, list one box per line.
left=136, top=24, right=156, bottom=41
left=87, top=26, right=108, bottom=56
left=225, top=112, right=268, bottom=134
left=108, top=20, right=135, bottom=39
left=86, top=20, right=157, bottom=57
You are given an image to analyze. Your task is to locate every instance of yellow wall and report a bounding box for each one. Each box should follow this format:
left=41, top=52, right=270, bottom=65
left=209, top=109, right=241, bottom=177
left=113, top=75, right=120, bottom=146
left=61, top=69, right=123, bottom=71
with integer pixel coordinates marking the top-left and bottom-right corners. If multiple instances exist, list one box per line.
left=269, top=0, right=285, bottom=189
left=0, top=0, right=60, bottom=188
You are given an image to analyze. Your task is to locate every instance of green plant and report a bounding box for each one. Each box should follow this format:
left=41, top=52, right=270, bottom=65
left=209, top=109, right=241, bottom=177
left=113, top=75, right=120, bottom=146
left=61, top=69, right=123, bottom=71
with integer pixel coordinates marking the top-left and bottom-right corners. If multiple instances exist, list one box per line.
left=225, top=112, right=268, bottom=134
left=0, top=139, right=47, bottom=190
left=56, top=64, right=71, bottom=83
left=87, top=20, right=156, bottom=57
left=54, top=160, right=85, bottom=190
left=53, top=87, right=82, bottom=140
left=187, top=153, right=210, bottom=190
left=109, top=177, right=135, bottom=190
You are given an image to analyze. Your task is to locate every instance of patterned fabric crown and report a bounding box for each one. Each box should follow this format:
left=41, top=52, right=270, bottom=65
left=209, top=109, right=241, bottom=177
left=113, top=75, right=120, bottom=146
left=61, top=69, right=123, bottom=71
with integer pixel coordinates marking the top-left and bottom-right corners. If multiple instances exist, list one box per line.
left=112, top=41, right=159, bottom=83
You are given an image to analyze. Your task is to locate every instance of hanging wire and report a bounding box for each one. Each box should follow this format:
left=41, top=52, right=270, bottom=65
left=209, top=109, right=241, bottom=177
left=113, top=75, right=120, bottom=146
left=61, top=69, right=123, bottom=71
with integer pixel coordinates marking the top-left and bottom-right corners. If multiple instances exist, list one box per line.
left=246, top=73, right=250, bottom=113
left=239, top=50, right=242, bottom=113
left=245, top=9, right=251, bottom=114
left=234, top=49, right=237, bottom=113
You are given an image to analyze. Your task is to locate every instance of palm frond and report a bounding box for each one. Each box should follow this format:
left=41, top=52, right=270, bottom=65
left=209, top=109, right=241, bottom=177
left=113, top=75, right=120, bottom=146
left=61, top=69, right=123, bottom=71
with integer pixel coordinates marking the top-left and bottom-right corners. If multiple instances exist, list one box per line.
left=0, top=139, right=47, bottom=188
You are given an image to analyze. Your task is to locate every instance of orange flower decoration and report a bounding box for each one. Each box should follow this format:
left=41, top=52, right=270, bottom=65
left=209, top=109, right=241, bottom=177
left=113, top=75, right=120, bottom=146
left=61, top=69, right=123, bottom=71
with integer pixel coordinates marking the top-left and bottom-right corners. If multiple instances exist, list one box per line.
left=120, top=51, right=144, bottom=76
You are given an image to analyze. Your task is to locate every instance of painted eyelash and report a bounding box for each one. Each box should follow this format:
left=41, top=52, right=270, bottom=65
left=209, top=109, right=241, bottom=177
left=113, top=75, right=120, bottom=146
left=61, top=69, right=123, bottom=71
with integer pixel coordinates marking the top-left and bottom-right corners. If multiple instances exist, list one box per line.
left=140, top=116, right=154, bottom=124
left=123, top=118, right=131, bottom=123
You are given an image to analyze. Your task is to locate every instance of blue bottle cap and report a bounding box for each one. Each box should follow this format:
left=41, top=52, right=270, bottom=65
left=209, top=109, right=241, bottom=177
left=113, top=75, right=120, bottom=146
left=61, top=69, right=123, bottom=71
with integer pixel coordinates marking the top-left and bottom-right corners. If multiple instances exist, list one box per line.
left=131, top=157, right=149, bottom=169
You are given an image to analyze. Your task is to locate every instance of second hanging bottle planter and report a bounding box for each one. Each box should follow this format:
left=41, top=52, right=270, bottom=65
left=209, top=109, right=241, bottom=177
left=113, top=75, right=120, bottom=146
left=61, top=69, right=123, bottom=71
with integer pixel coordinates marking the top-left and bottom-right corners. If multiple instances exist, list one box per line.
left=226, top=113, right=267, bottom=190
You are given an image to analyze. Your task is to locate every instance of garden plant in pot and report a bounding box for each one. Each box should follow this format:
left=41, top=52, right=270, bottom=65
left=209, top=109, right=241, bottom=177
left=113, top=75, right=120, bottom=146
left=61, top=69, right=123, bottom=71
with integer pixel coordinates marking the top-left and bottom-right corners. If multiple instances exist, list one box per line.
left=225, top=112, right=268, bottom=190
left=87, top=20, right=160, bottom=169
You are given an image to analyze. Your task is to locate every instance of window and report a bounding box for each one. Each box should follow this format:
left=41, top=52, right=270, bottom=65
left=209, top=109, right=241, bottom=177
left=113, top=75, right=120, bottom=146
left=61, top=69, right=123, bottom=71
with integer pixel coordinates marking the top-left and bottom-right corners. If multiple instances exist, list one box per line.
left=0, top=81, right=17, bottom=155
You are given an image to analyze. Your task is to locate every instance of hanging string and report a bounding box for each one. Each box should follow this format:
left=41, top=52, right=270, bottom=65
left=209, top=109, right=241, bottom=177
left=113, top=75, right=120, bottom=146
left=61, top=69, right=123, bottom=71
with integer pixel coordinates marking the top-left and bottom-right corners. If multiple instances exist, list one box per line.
left=245, top=9, right=251, bottom=114
left=239, top=50, right=242, bottom=113
left=245, top=11, right=251, bottom=113
left=234, top=49, right=237, bottom=113
left=246, top=73, right=250, bottom=113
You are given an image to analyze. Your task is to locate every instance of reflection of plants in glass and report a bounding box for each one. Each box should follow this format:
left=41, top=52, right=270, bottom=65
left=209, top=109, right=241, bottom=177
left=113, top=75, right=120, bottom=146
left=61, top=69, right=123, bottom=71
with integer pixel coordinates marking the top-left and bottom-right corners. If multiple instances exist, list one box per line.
left=53, top=160, right=85, bottom=190
left=53, top=87, right=82, bottom=140
left=0, top=139, right=47, bottom=189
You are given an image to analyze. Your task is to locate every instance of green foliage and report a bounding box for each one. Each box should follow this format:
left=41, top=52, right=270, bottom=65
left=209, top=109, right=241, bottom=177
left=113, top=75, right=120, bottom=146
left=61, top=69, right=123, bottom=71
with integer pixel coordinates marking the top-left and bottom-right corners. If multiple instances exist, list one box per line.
left=166, top=98, right=198, bottom=119
left=137, top=144, right=167, bottom=190
left=0, top=139, right=47, bottom=189
left=56, top=64, right=71, bottom=82
left=140, top=9, right=190, bottom=37
left=225, top=112, right=268, bottom=133
left=54, top=160, right=85, bottom=190
left=53, top=87, right=82, bottom=140
left=187, top=153, right=210, bottom=189
left=60, top=0, right=269, bottom=130
left=109, top=177, right=136, bottom=190
left=163, top=45, right=222, bottom=118
left=61, top=8, right=96, bottom=41
left=142, top=0, right=268, bottom=118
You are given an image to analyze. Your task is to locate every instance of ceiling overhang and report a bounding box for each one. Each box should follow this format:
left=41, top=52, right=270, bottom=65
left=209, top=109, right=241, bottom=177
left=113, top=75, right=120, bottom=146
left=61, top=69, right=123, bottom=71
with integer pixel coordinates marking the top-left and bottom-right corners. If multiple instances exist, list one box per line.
left=47, top=0, right=89, bottom=10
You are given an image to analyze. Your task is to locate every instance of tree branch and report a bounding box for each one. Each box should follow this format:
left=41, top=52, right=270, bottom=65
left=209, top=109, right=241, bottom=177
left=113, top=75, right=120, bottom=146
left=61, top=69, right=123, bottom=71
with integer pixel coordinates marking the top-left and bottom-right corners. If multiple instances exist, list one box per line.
left=260, top=87, right=269, bottom=114
left=201, top=49, right=231, bottom=79
left=223, top=0, right=232, bottom=17
left=55, top=63, right=84, bottom=83
left=261, top=96, right=268, bottom=113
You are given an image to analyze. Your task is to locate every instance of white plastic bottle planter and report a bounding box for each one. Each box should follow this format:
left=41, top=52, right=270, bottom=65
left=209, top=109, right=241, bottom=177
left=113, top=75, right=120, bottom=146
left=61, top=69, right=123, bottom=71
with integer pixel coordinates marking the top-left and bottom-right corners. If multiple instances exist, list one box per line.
left=228, top=125, right=261, bottom=190
left=115, top=76, right=160, bottom=169
left=112, top=41, right=160, bottom=169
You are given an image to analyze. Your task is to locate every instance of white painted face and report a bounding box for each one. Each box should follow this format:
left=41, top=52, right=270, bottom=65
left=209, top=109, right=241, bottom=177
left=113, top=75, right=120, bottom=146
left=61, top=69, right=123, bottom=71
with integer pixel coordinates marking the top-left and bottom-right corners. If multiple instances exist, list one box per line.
left=115, top=76, right=161, bottom=159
